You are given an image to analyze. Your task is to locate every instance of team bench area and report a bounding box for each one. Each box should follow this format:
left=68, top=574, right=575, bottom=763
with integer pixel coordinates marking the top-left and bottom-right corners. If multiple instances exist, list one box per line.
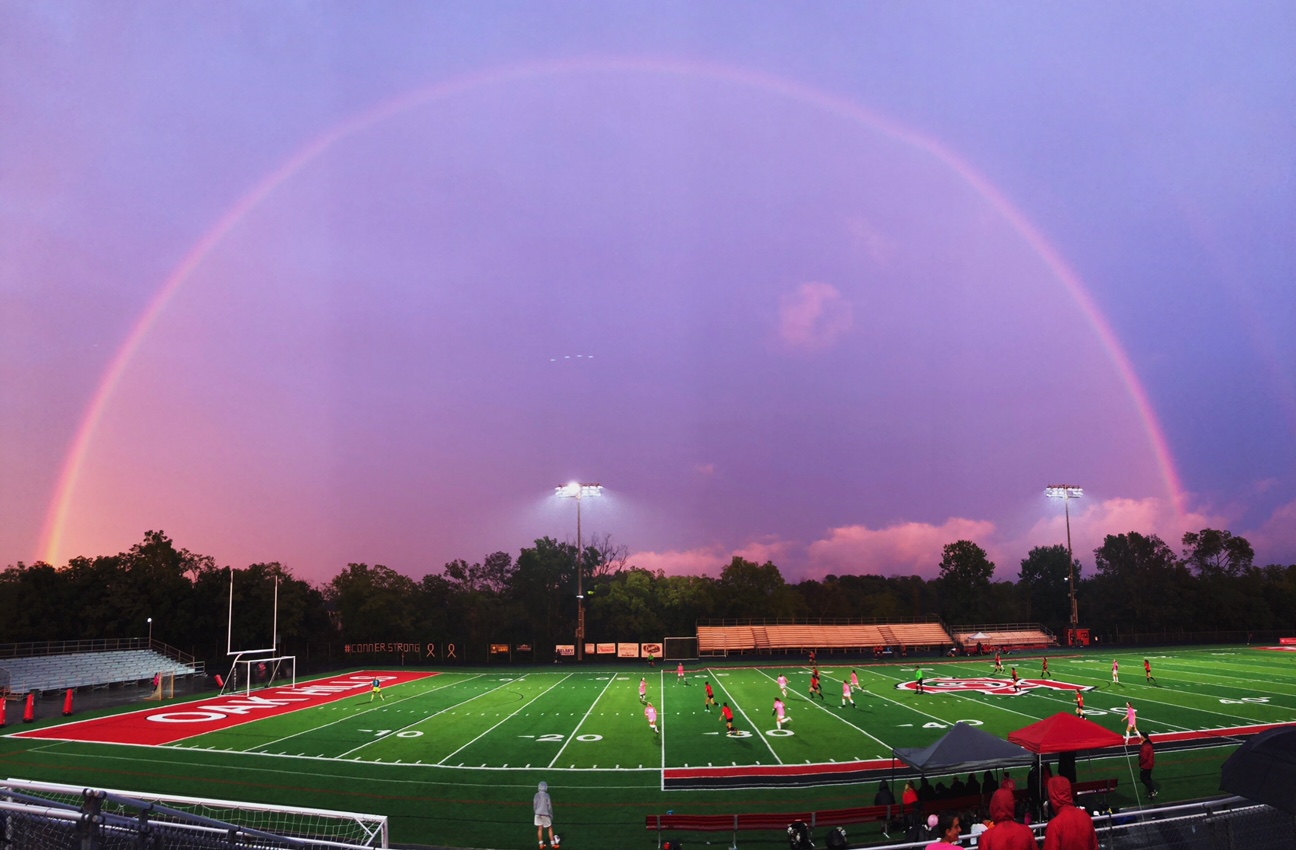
left=645, top=778, right=1118, bottom=844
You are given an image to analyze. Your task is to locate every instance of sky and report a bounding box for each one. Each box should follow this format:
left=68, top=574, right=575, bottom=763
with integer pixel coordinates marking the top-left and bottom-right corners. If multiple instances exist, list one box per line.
left=2, top=2, right=1294, bottom=586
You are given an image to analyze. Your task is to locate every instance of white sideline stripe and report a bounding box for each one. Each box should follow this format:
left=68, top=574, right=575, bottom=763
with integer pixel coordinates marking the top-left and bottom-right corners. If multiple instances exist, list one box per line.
left=548, top=673, right=618, bottom=769
left=436, top=674, right=574, bottom=766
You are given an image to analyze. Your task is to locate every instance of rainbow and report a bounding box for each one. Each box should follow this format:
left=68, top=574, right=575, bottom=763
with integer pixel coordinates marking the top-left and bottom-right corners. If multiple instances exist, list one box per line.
left=38, top=56, right=1185, bottom=566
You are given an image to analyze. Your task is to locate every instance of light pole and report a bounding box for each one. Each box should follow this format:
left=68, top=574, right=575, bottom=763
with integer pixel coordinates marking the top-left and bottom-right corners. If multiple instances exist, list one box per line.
left=556, top=482, right=602, bottom=662
left=1045, top=485, right=1083, bottom=641
left=147, top=617, right=153, bottom=646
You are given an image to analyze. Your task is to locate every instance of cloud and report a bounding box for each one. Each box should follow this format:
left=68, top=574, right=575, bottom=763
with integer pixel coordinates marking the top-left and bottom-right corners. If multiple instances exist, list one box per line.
left=805, top=517, right=998, bottom=580
left=627, top=537, right=796, bottom=578
left=777, top=282, right=853, bottom=351
left=1246, top=499, right=1296, bottom=566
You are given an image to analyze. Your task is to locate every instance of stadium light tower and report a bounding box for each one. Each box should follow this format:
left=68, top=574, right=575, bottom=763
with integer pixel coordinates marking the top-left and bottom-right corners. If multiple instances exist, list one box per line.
left=1045, top=485, right=1083, bottom=638
left=147, top=616, right=153, bottom=645
left=556, top=482, right=602, bottom=662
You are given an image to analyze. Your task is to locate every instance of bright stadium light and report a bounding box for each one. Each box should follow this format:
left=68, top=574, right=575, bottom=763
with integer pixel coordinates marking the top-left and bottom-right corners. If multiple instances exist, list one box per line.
left=555, top=482, right=602, bottom=662
left=1045, top=485, right=1083, bottom=639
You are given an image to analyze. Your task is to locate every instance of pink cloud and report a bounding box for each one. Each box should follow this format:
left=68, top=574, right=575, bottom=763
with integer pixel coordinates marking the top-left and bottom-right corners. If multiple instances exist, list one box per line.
left=1246, top=499, right=1296, bottom=566
left=777, top=282, right=853, bottom=351
left=806, top=518, right=998, bottom=580
left=627, top=537, right=796, bottom=578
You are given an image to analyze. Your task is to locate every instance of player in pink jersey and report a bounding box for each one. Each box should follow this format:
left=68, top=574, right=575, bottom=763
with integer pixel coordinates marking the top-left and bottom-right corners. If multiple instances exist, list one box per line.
left=840, top=679, right=856, bottom=708
left=645, top=702, right=659, bottom=733
left=777, top=674, right=789, bottom=697
left=773, top=697, right=792, bottom=729
left=638, top=677, right=647, bottom=704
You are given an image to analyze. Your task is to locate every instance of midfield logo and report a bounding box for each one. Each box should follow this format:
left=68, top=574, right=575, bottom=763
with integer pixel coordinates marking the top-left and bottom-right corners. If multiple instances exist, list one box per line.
left=896, top=677, right=1094, bottom=696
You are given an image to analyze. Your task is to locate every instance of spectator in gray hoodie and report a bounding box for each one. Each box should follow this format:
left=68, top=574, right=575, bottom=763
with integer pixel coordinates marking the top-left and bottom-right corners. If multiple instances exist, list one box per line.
left=533, top=781, right=558, bottom=849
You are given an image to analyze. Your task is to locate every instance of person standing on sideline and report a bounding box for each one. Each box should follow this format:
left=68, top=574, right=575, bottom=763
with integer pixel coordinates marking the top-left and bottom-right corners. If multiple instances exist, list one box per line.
left=773, top=697, right=792, bottom=729
left=840, top=678, right=856, bottom=708
left=1123, top=702, right=1140, bottom=744
left=1112, top=659, right=1120, bottom=684
left=645, top=701, right=659, bottom=734
left=1044, top=776, right=1099, bottom=850
left=850, top=669, right=861, bottom=692
left=638, top=677, right=647, bottom=705
left=1074, top=691, right=1085, bottom=717
left=979, top=787, right=1040, bottom=850
left=703, top=680, right=716, bottom=711
left=720, top=701, right=737, bottom=735
left=369, top=678, right=385, bottom=702
left=1144, top=658, right=1156, bottom=684
left=1139, top=734, right=1157, bottom=798
left=647, top=650, right=655, bottom=668
left=1041, top=657, right=1051, bottom=679
left=777, top=673, right=789, bottom=698
left=533, top=781, right=558, bottom=849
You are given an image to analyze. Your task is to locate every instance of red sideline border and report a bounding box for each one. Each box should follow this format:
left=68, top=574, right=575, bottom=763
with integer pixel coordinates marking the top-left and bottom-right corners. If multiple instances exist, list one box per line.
left=664, top=721, right=1296, bottom=789
left=10, top=670, right=435, bottom=746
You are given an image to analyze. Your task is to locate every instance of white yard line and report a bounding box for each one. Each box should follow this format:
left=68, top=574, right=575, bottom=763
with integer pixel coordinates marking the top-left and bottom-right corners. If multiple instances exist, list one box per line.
left=246, top=674, right=482, bottom=753
left=435, top=674, right=574, bottom=766
left=548, top=673, right=619, bottom=769
left=756, top=668, right=893, bottom=754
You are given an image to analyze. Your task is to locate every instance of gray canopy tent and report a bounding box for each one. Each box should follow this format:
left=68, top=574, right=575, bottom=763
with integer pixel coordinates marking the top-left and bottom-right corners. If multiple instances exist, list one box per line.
left=894, top=721, right=1036, bottom=777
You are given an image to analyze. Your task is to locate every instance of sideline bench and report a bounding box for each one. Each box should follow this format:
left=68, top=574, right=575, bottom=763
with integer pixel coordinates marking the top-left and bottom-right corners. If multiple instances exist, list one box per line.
left=646, top=803, right=902, bottom=846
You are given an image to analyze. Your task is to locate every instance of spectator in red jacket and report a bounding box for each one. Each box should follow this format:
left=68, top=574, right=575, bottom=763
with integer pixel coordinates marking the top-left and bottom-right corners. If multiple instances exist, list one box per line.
left=1139, top=734, right=1157, bottom=799
left=980, top=787, right=1040, bottom=850
left=1043, top=776, right=1098, bottom=850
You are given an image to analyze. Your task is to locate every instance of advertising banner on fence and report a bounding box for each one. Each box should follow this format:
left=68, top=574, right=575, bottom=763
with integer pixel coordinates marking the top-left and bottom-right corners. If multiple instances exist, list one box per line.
left=617, top=643, right=640, bottom=658
left=596, top=643, right=616, bottom=655
left=642, top=641, right=663, bottom=659
left=555, top=644, right=575, bottom=657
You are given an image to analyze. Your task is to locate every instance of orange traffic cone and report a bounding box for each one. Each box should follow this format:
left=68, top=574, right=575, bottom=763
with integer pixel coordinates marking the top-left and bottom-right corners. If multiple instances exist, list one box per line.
left=62, top=688, right=74, bottom=716
left=23, top=692, right=36, bottom=722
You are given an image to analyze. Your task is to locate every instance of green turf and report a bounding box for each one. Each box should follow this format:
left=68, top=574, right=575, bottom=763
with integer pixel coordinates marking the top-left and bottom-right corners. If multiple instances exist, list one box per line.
left=2, top=646, right=1292, bottom=849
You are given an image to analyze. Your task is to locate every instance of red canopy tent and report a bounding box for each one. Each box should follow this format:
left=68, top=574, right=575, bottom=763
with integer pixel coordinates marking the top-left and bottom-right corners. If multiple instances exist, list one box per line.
left=1008, top=712, right=1124, bottom=752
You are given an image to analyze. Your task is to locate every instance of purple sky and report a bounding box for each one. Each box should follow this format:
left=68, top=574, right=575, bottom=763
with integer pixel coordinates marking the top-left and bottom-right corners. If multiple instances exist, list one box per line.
left=3, top=3, right=1294, bottom=585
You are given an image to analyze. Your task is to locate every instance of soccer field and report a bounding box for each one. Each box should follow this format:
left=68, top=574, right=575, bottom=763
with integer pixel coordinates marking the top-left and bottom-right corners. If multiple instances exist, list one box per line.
left=4, top=646, right=1294, bottom=848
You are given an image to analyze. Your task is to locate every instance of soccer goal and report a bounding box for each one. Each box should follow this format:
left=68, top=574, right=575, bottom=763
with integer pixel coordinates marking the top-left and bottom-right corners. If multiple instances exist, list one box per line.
left=145, top=671, right=175, bottom=701
left=2, top=778, right=389, bottom=848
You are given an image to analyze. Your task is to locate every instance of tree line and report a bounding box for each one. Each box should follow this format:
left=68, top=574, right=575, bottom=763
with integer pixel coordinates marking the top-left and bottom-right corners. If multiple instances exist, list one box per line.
left=1, top=527, right=1292, bottom=665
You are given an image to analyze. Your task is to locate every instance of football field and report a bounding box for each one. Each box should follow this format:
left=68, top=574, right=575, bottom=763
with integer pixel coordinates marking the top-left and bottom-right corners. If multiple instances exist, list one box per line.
left=5, top=646, right=1295, bottom=848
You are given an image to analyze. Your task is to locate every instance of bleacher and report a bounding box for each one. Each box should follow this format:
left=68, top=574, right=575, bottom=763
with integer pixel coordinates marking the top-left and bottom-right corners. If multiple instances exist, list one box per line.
left=0, top=649, right=197, bottom=695
left=698, top=621, right=954, bottom=655
left=953, top=625, right=1056, bottom=651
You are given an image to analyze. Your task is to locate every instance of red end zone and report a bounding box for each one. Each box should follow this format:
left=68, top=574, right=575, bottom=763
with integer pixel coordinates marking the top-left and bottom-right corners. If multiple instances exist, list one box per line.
left=11, top=671, right=435, bottom=746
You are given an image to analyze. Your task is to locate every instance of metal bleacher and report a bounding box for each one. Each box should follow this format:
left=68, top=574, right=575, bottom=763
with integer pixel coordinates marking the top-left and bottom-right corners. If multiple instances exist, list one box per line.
left=0, top=643, right=200, bottom=695
left=698, top=618, right=955, bottom=656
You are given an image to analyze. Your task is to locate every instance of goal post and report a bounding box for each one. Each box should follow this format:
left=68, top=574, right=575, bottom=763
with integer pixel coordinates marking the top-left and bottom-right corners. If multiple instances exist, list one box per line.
left=222, top=653, right=297, bottom=696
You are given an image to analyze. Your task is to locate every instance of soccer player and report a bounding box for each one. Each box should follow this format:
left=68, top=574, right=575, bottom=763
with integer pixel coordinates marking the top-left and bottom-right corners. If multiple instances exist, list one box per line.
left=1144, top=658, right=1156, bottom=684
left=1075, top=690, right=1085, bottom=717
left=369, top=677, right=385, bottom=702
left=1010, top=667, right=1021, bottom=692
left=1123, top=702, right=1140, bottom=744
left=773, top=697, right=792, bottom=729
left=915, top=668, right=925, bottom=694
left=647, top=651, right=655, bottom=668
left=809, top=670, right=824, bottom=701
left=720, top=701, right=737, bottom=735
left=850, top=669, right=861, bottom=692
left=703, top=680, right=717, bottom=711
left=840, top=679, right=856, bottom=708
left=638, top=677, right=648, bottom=705
left=777, top=674, right=789, bottom=698
left=677, top=661, right=686, bottom=683
left=1041, top=657, right=1051, bottom=679
left=645, top=701, right=659, bottom=734
left=1112, top=658, right=1120, bottom=684
left=993, top=651, right=1004, bottom=674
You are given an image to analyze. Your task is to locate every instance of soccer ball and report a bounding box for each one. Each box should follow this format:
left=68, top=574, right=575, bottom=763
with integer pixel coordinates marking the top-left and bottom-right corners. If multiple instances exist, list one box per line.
left=552, top=837, right=560, bottom=847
